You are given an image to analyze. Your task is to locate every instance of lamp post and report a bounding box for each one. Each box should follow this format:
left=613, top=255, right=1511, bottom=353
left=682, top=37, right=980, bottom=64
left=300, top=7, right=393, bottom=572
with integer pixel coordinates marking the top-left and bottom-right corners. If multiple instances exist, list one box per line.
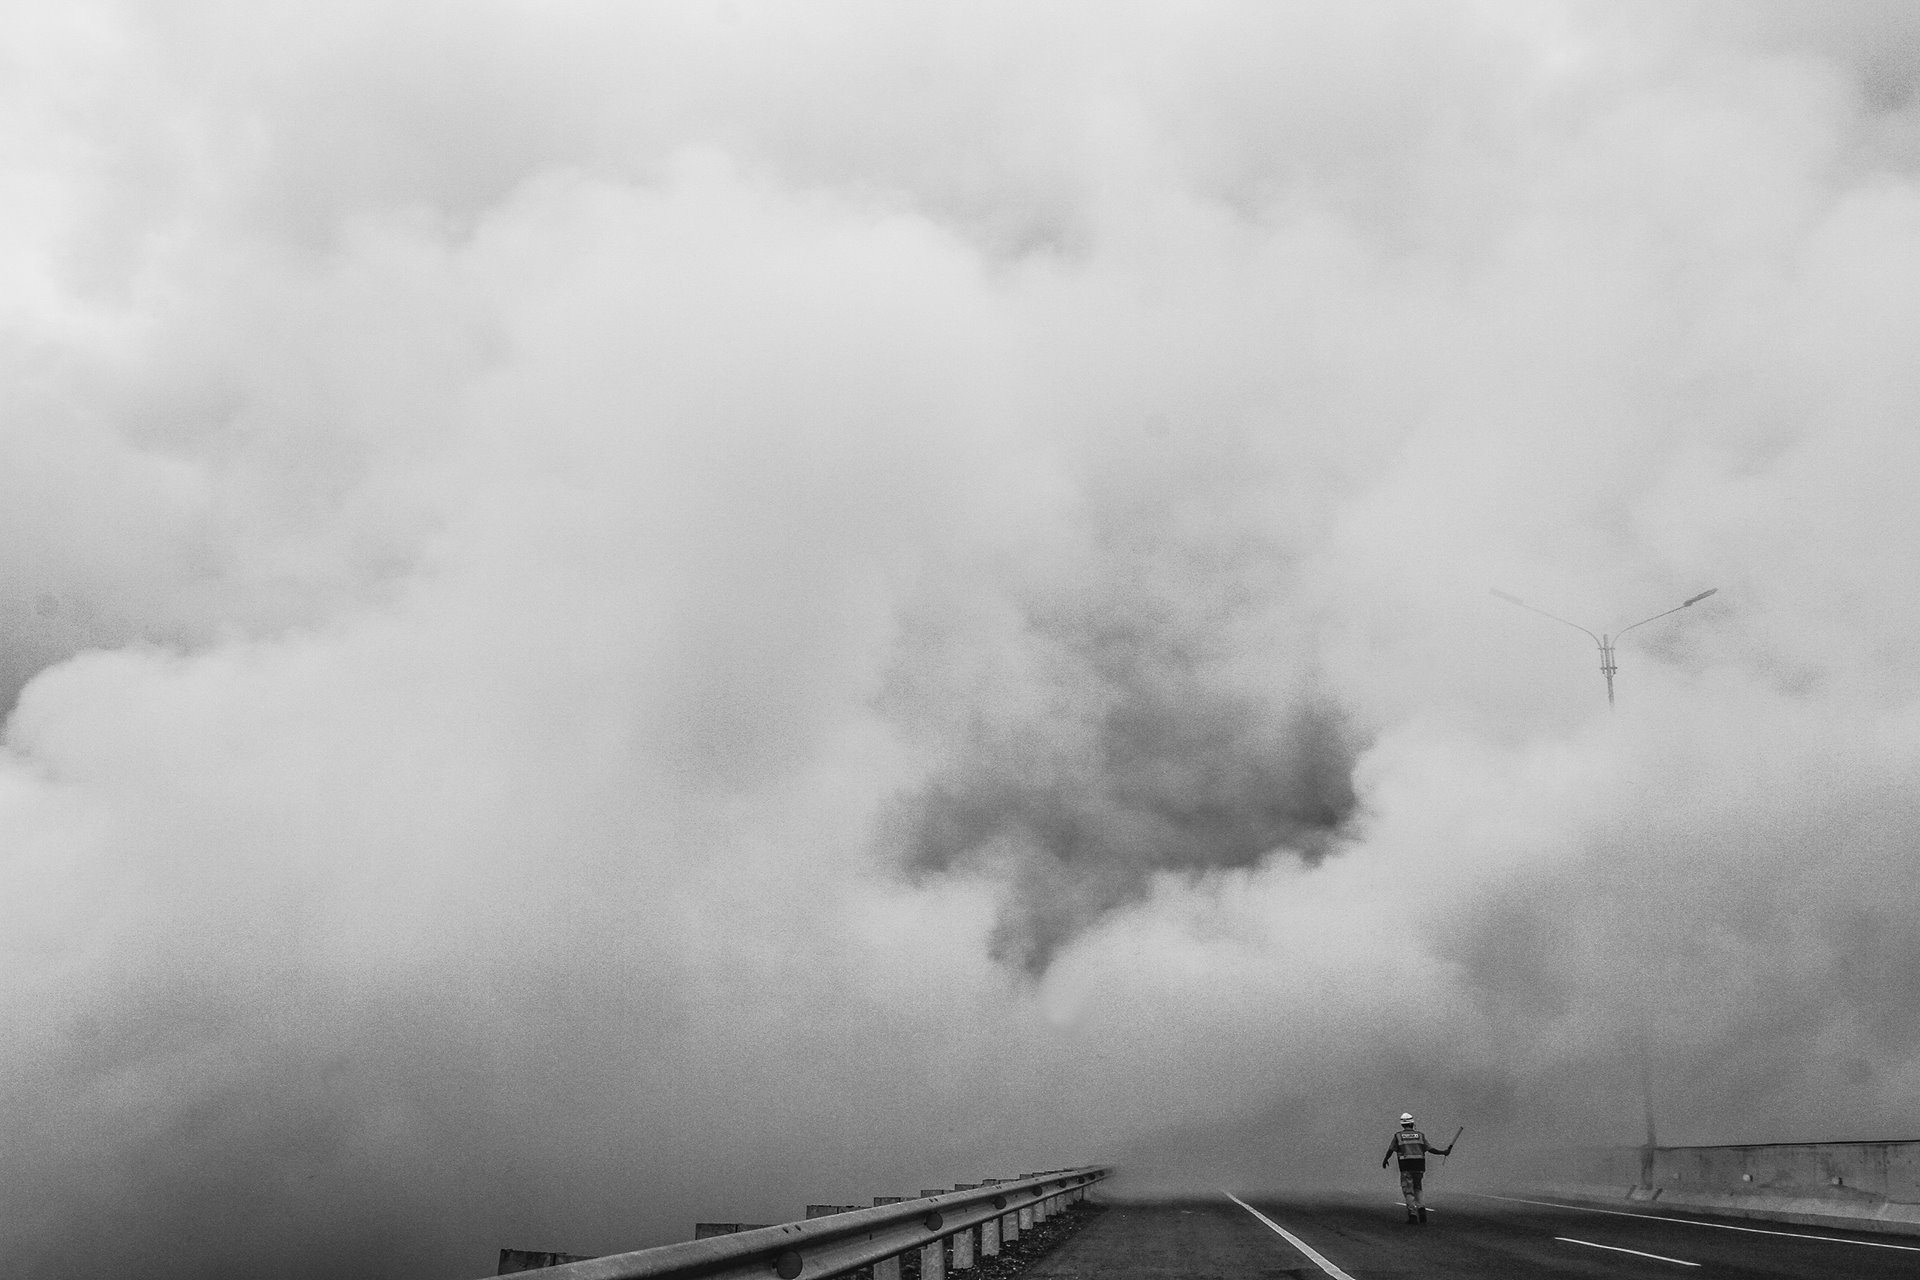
left=1489, top=587, right=1717, bottom=707
left=1490, top=582, right=1720, bottom=1188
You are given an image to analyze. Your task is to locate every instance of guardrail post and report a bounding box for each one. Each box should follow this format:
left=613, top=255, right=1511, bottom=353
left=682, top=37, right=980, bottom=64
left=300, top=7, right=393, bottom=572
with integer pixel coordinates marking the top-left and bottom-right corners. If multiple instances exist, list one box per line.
left=948, top=1185, right=978, bottom=1270
left=870, top=1198, right=904, bottom=1280
left=973, top=1180, right=1001, bottom=1258
left=916, top=1191, right=948, bottom=1280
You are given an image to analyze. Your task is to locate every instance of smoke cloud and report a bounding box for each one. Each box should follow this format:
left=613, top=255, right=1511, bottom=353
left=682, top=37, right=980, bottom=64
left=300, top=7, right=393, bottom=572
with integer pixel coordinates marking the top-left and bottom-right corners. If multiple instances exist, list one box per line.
left=886, top=474, right=1364, bottom=973
left=4, top=2, right=1920, bottom=1276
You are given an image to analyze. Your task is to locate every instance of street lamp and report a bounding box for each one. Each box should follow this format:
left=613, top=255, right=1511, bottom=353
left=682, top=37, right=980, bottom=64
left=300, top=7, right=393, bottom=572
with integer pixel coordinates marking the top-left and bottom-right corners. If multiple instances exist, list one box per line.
left=1491, top=583, right=1719, bottom=1188
left=1490, top=587, right=1718, bottom=707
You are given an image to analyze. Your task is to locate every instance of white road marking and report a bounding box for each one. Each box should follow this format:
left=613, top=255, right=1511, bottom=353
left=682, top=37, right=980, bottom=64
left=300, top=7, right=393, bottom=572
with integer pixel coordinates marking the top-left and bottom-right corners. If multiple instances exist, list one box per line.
left=1394, top=1202, right=1434, bottom=1212
left=1557, top=1236, right=1699, bottom=1266
left=1468, top=1192, right=1920, bottom=1253
left=1223, top=1191, right=1359, bottom=1280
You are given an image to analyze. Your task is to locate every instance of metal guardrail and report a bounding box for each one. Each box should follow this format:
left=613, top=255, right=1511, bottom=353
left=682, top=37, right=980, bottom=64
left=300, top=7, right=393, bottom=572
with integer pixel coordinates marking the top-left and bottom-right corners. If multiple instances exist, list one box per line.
left=486, top=1166, right=1109, bottom=1280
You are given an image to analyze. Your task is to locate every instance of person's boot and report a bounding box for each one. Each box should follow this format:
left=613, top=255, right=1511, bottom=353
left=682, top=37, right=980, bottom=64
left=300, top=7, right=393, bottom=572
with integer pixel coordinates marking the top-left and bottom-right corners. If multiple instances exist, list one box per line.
left=1418, top=1207, right=1428, bottom=1223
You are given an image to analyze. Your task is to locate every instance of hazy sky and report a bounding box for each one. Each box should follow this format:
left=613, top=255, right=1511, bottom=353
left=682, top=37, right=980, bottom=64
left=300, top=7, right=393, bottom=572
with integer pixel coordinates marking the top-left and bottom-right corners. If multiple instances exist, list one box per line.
left=6, top=3, right=1920, bottom=1276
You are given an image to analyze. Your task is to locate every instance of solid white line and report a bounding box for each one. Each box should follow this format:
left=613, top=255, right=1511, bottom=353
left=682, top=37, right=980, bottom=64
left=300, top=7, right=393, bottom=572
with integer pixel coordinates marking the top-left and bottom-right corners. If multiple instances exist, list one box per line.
left=1467, top=1192, right=1920, bottom=1252
left=1557, top=1235, right=1699, bottom=1266
left=1223, top=1191, right=1359, bottom=1280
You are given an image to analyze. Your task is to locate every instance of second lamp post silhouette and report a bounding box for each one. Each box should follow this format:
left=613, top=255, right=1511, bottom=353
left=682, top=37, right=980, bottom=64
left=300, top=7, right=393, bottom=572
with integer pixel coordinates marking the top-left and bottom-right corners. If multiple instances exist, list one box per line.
left=1491, top=587, right=1718, bottom=707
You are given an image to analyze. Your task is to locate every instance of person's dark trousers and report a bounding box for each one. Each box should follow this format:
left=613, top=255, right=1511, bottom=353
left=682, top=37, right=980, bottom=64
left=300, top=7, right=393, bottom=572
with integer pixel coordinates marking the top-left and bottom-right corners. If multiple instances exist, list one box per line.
left=1398, top=1167, right=1426, bottom=1221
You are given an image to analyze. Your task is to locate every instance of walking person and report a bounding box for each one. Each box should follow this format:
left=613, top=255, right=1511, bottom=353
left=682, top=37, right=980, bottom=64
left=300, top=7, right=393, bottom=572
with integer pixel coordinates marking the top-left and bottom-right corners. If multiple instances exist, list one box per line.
left=1382, top=1112, right=1452, bottom=1223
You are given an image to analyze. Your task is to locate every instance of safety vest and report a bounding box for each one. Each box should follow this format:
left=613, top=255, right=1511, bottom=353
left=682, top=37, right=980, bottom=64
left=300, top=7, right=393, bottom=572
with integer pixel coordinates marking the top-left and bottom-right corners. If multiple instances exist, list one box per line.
left=1393, top=1130, right=1427, bottom=1159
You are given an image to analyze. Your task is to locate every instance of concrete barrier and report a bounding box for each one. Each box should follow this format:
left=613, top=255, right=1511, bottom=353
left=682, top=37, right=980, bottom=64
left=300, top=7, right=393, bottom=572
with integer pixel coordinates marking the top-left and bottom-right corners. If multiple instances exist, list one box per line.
left=1536, top=1140, right=1920, bottom=1237
left=692, top=1223, right=772, bottom=1239
left=497, top=1248, right=592, bottom=1273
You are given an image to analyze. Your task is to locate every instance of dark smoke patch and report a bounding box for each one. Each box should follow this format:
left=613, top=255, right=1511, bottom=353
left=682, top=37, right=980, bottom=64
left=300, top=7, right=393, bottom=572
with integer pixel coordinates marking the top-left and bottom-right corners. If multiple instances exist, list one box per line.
left=893, top=682, right=1362, bottom=974
left=880, top=425, right=1365, bottom=974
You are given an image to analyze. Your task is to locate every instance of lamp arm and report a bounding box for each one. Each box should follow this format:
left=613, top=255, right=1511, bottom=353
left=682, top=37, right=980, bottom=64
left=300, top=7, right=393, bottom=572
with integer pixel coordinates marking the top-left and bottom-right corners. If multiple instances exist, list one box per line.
left=1490, top=589, right=1603, bottom=647
left=1614, top=604, right=1686, bottom=639
left=1615, top=589, right=1718, bottom=641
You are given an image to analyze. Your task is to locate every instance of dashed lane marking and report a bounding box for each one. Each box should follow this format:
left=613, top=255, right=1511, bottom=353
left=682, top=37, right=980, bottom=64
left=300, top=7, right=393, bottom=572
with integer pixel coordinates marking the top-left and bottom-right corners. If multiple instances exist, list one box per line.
left=1223, top=1191, right=1360, bottom=1280
left=1557, top=1236, right=1699, bottom=1266
left=1467, top=1192, right=1920, bottom=1253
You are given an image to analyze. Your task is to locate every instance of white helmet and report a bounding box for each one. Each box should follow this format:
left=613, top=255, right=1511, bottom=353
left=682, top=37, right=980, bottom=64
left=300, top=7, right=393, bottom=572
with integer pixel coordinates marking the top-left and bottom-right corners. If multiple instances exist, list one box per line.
left=1400, top=1113, right=1415, bottom=1125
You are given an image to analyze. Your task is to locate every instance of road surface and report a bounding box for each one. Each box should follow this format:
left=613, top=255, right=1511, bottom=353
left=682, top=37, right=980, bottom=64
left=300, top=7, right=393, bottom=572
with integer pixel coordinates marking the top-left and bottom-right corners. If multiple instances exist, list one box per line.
left=1025, top=1191, right=1920, bottom=1278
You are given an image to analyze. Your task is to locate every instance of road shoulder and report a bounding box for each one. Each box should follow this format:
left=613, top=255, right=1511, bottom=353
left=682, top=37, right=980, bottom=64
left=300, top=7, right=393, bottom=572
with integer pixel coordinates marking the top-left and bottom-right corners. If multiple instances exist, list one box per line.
left=1022, top=1199, right=1306, bottom=1279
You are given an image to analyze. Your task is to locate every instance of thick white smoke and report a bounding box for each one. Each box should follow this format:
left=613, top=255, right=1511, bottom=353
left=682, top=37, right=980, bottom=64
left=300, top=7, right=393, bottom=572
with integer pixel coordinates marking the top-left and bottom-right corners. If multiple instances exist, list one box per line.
left=4, top=3, right=1920, bottom=1276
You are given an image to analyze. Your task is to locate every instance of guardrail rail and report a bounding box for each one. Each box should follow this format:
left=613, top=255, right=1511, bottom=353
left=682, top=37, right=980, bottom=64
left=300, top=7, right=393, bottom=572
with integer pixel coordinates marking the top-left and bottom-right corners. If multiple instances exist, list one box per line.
left=484, top=1165, right=1109, bottom=1280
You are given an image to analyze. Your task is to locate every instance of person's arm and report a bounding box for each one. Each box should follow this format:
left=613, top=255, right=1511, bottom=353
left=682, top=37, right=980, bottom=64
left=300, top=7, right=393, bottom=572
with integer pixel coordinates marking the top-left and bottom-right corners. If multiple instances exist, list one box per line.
left=1382, top=1139, right=1395, bottom=1168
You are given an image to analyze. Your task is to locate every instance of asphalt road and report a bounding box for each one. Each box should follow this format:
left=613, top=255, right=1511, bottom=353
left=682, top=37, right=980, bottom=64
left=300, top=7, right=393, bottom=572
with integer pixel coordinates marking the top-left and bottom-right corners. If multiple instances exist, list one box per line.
left=1025, top=1192, right=1920, bottom=1278
left=1233, top=1190, right=1920, bottom=1279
